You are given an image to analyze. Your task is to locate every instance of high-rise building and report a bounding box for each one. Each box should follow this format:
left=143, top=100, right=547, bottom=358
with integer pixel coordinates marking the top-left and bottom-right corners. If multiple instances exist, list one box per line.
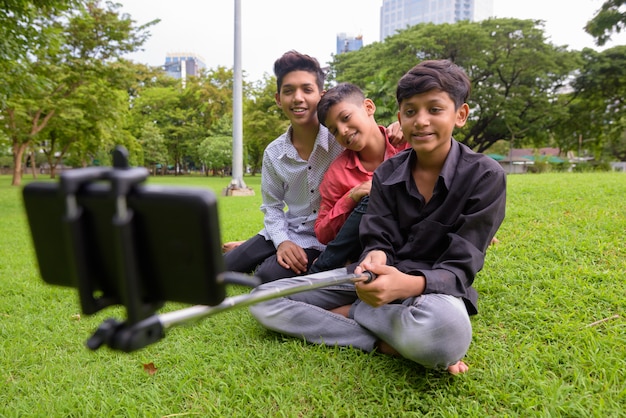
left=380, top=0, right=494, bottom=40
left=163, top=52, right=207, bottom=79
left=336, top=33, right=364, bottom=55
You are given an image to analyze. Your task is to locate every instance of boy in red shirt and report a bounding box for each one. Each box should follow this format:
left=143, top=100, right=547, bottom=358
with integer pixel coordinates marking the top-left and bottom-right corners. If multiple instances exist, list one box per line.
left=309, top=83, right=409, bottom=272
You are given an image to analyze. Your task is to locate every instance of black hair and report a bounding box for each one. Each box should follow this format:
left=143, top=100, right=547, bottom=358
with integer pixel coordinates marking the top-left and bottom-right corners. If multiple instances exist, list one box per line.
left=396, top=60, right=470, bottom=109
left=317, top=82, right=365, bottom=126
left=273, top=50, right=325, bottom=94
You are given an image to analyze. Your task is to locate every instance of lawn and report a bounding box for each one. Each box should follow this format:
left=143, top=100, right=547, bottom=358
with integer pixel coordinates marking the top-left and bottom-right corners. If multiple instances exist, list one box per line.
left=1, top=172, right=624, bottom=417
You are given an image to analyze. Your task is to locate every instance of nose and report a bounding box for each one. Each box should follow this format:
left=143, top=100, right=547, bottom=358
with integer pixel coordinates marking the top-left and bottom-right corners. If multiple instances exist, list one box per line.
left=293, top=88, right=304, bottom=102
left=414, top=110, right=430, bottom=127
left=337, top=122, right=350, bottom=141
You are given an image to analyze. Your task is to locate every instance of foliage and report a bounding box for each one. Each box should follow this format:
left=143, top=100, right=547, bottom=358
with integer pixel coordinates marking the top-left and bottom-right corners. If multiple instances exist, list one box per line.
left=198, top=135, right=233, bottom=175
left=585, top=0, right=626, bottom=46
left=136, top=123, right=168, bottom=174
left=0, top=0, right=77, bottom=105
left=563, top=46, right=626, bottom=161
left=0, top=0, right=155, bottom=185
left=1, top=173, right=625, bottom=416
left=3, top=8, right=626, bottom=187
left=330, top=18, right=582, bottom=153
left=128, top=68, right=234, bottom=174
left=242, top=75, right=290, bottom=174
left=196, top=114, right=234, bottom=175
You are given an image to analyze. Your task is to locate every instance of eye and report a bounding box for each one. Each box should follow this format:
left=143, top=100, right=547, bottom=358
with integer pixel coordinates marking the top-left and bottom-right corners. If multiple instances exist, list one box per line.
left=430, top=107, right=443, bottom=114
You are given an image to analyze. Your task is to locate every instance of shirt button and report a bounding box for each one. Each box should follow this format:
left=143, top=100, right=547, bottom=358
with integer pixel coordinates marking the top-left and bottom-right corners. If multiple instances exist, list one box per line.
left=313, top=210, right=317, bottom=214
left=310, top=189, right=314, bottom=193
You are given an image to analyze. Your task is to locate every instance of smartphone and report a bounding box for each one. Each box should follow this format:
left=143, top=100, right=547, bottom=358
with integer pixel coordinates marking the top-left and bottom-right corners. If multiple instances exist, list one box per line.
left=22, top=181, right=226, bottom=315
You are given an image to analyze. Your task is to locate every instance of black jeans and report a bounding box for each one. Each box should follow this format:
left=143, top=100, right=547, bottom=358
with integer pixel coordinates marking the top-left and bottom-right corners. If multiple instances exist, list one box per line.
left=309, top=196, right=369, bottom=273
left=223, top=234, right=321, bottom=283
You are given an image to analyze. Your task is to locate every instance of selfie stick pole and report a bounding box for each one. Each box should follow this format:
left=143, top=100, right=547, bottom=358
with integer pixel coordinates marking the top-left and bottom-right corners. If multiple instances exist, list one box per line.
left=158, top=270, right=376, bottom=328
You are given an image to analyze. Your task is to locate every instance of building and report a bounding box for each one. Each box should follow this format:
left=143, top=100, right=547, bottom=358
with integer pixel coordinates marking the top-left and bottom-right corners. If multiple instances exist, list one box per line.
left=380, top=0, right=494, bottom=40
left=336, top=33, right=364, bottom=55
left=163, top=52, right=206, bottom=80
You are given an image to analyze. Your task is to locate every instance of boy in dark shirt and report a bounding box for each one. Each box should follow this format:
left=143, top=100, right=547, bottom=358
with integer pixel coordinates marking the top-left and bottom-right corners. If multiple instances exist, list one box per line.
left=249, top=60, right=506, bottom=374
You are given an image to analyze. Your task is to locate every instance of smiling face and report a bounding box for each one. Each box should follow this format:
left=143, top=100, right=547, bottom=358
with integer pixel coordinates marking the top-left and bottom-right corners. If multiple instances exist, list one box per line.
left=275, top=70, right=323, bottom=128
left=397, top=89, right=469, bottom=158
left=322, top=98, right=377, bottom=151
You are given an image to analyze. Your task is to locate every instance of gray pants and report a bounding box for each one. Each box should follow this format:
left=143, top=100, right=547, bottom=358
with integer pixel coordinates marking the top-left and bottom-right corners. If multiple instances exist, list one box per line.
left=248, top=268, right=473, bottom=370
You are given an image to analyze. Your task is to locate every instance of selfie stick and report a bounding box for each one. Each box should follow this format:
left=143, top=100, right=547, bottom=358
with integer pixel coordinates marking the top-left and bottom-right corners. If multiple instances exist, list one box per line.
left=159, top=270, right=376, bottom=327
left=86, top=270, right=375, bottom=352
left=28, top=146, right=378, bottom=352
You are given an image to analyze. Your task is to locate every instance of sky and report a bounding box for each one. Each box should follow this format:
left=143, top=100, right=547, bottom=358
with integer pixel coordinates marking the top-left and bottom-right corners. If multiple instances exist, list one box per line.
left=117, top=0, right=625, bottom=83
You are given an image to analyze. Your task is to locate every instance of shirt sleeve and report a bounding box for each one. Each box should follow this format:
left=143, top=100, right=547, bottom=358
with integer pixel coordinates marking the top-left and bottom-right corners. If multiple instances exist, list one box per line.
left=314, top=161, right=357, bottom=244
left=418, top=169, right=506, bottom=300
left=260, top=152, right=289, bottom=248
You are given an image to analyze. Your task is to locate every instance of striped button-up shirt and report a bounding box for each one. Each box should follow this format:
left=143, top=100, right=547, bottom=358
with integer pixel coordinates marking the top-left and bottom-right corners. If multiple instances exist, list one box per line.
left=259, top=124, right=343, bottom=251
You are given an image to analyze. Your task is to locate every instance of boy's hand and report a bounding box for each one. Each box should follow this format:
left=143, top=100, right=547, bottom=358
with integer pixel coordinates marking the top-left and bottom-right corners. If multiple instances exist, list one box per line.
left=276, top=240, right=308, bottom=274
left=349, top=180, right=372, bottom=202
left=355, top=257, right=426, bottom=307
left=386, top=121, right=406, bottom=146
left=355, top=250, right=387, bottom=269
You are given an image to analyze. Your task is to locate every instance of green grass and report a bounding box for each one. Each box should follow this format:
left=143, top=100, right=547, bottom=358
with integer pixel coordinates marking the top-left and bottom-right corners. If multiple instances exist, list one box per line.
left=1, top=172, right=624, bottom=417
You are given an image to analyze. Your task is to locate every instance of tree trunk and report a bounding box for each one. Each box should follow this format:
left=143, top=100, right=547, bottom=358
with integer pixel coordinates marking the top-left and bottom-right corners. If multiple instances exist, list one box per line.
left=30, top=150, right=38, bottom=179
left=11, top=142, right=29, bottom=186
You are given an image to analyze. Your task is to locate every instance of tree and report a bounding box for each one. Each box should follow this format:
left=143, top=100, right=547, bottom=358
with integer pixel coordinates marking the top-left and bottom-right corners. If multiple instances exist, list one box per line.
left=0, top=0, right=76, bottom=106
left=561, top=46, right=626, bottom=160
left=585, top=0, right=626, bottom=46
left=136, top=123, right=168, bottom=175
left=329, top=18, right=582, bottom=153
left=1, top=0, right=155, bottom=185
left=197, top=135, right=232, bottom=176
left=127, top=67, right=234, bottom=174
left=242, top=75, right=289, bottom=174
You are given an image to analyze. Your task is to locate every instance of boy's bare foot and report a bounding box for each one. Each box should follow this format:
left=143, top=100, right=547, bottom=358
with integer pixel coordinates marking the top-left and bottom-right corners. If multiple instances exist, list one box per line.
left=447, top=360, right=469, bottom=375
left=376, top=340, right=469, bottom=375
left=222, top=241, right=244, bottom=253
left=329, top=304, right=351, bottom=318
left=331, top=309, right=469, bottom=375
left=375, top=339, right=401, bottom=357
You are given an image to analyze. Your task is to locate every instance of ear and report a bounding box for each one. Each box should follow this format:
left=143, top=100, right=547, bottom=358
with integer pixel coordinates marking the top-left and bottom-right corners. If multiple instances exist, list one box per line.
left=364, top=98, right=376, bottom=116
left=455, top=103, right=470, bottom=128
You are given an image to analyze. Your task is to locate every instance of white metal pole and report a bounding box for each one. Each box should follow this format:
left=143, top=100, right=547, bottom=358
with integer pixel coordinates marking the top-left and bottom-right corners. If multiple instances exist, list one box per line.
left=230, top=0, right=246, bottom=190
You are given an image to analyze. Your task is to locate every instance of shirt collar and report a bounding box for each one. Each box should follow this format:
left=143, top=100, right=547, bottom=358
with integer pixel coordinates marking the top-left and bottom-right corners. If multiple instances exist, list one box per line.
left=345, top=126, right=393, bottom=172
left=281, top=124, right=331, bottom=159
left=439, top=139, right=460, bottom=190
left=383, top=139, right=460, bottom=191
